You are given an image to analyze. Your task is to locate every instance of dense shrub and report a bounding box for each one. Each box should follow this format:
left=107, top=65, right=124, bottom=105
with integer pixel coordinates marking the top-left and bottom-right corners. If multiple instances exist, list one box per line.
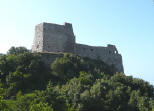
left=0, top=47, right=153, bottom=111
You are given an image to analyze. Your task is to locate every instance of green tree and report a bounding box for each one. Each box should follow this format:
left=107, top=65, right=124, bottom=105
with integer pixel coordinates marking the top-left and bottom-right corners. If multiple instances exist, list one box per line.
left=7, top=46, right=29, bottom=55
left=0, top=88, right=8, bottom=111
left=30, top=102, right=53, bottom=111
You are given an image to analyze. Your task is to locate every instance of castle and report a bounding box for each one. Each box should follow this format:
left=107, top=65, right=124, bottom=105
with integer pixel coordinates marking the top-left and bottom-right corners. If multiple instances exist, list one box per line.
left=32, top=22, right=124, bottom=72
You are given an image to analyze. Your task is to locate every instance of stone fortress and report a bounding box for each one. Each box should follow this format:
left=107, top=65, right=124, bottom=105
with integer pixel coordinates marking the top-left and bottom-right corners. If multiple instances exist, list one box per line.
left=32, top=22, right=124, bottom=72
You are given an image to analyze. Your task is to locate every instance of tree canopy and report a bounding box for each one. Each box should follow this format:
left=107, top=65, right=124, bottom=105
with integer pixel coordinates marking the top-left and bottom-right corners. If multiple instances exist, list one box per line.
left=0, top=47, right=153, bottom=111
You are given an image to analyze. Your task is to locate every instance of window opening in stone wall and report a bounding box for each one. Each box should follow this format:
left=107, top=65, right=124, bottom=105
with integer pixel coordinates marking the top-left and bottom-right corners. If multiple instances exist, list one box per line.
left=36, top=45, right=39, bottom=49
left=90, top=49, right=94, bottom=51
left=109, top=51, right=111, bottom=54
left=115, top=51, right=117, bottom=54
left=43, top=27, right=46, bottom=31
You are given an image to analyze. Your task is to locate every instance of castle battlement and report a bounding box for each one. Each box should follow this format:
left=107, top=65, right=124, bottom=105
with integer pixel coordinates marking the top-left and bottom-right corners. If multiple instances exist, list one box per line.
left=32, top=22, right=124, bottom=72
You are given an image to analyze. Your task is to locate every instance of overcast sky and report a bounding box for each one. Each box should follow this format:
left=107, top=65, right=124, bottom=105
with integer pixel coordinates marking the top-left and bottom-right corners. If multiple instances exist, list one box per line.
left=0, top=0, right=154, bottom=85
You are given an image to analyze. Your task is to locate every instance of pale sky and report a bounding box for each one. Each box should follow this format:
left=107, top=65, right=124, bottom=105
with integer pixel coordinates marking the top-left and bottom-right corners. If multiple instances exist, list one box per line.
left=0, top=0, right=154, bottom=85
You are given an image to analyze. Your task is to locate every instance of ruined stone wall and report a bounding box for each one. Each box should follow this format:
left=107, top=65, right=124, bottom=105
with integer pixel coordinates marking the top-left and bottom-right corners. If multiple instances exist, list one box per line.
left=75, top=44, right=124, bottom=72
left=32, top=22, right=75, bottom=53
left=32, top=22, right=124, bottom=72
left=32, top=23, right=44, bottom=52
left=43, top=22, right=75, bottom=53
left=40, top=52, right=64, bottom=67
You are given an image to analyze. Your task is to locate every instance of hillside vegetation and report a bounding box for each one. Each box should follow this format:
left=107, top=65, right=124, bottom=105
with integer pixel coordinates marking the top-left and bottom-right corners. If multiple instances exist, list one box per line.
left=0, top=47, right=154, bottom=111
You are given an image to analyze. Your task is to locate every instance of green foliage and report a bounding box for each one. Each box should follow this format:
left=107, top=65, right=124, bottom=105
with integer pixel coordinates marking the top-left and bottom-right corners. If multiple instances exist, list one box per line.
left=150, top=99, right=154, bottom=111
left=0, top=88, right=8, bottom=111
left=0, top=46, right=153, bottom=111
left=51, top=53, right=116, bottom=83
left=0, top=96, right=7, bottom=111
left=51, top=53, right=83, bottom=81
left=0, top=51, right=50, bottom=96
left=7, top=46, right=29, bottom=55
left=29, top=102, right=53, bottom=111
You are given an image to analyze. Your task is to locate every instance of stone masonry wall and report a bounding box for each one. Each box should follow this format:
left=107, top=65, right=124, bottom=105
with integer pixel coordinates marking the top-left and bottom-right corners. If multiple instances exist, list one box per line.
left=32, top=22, right=124, bottom=72
left=32, top=22, right=75, bottom=53
left=32, top=23, right=44, bottom=52
left=43, top=23, right=75, bottom=53
left=75, top=44, right=124, bottom=72
left=40, top=52, right=64, bottom=67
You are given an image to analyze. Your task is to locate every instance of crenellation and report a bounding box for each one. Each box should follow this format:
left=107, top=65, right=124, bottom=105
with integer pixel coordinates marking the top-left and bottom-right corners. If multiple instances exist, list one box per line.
left=32, top=22, right=124, bottom=72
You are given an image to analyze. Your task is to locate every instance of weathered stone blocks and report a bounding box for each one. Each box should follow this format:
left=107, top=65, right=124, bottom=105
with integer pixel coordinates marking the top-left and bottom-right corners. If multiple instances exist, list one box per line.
left=32, top=22, right=124, bottom=72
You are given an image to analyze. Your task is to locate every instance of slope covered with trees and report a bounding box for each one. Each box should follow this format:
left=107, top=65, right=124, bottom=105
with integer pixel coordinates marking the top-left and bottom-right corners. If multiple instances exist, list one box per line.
left=0, top=47, right=154, bottom=111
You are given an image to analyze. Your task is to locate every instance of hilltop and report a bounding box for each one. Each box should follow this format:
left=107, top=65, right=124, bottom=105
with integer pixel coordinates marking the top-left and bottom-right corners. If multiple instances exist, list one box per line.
left=32, top=22, right=124, bottom=72
left=0, top=47, right=153, bottom=111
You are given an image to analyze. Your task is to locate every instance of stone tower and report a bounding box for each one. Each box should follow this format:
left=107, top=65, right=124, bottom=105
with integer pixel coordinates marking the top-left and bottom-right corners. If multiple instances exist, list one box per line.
left=32, top=22, right=75, bottom=53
